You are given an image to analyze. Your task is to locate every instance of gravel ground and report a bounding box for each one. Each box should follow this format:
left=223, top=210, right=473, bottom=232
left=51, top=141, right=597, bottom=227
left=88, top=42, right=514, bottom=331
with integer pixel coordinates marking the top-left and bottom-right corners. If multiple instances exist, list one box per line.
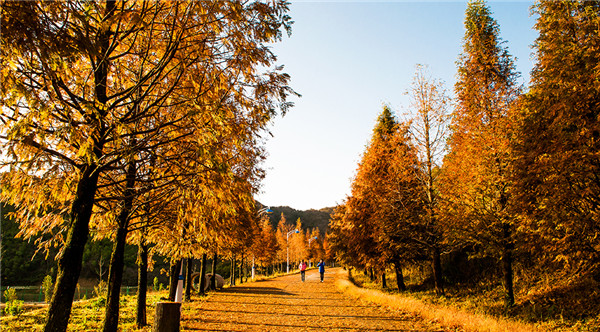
left=182, top=267, right=447, bottom=331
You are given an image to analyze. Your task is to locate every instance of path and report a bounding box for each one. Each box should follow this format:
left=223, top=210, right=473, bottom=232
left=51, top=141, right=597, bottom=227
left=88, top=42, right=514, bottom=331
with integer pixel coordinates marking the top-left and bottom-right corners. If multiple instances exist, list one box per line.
left=181, top=267, right=446, bottom=331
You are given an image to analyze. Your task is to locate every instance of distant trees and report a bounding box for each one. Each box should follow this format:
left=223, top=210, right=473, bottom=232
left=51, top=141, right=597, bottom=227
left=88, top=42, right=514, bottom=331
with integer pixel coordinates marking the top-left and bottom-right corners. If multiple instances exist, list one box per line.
left=252, top=216, right=279, bottom=269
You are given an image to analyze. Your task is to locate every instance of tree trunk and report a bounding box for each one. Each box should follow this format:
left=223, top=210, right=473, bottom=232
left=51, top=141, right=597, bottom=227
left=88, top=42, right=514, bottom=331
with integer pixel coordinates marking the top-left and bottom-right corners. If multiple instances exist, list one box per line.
left=381, top=272, right=387, bottom=288
left=502, top=223, right=515, bottom=307
left=432, top=246, right=444, bottom=295
left=210, top=253, right=217, bottom=290
left=103, top=159, right=136, bottom=332
left=136, top=239, right=148, bottom=328
left=239, top=252, right=244, bottom=285
left=394, top=263, right=406, bottom=292
left=44, top=1, right=114, bottom=329
left=43, top=167, right=100, bottom=332
left=185, top=258, right=193, bottom=301
left=230, top=255, right=236, bottom=286
left=198, top=253, right=207, bottom=295
left=102, top=224, right=128, bottom=332
left=369, top=268, right=375, bottom=281
left=168, top=259, right=181, bottom=301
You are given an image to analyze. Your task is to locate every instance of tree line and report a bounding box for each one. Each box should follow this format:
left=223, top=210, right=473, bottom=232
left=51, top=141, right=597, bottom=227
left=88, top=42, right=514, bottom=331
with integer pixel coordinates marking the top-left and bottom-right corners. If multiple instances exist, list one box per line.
left=328, top=0, right=600, bottom=309
left=0, top=203, right=331, bottom=287
left=252, top=211, right=330, bottom=273
left=0, top=1, right=298, bottom=331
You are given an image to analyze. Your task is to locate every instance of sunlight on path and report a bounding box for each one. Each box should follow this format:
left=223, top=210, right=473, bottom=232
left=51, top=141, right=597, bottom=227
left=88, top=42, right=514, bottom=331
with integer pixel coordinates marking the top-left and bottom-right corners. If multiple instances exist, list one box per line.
left=181, top=267, right=447, bottom=331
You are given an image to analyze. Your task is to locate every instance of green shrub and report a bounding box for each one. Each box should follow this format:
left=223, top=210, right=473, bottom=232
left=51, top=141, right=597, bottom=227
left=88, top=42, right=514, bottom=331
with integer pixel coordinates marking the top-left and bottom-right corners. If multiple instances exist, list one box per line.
left=3, top=288, right=24, bottom=316
left=153, top=277, right=159, bottom=292
left=93, top=280, right=107, bottom=298
left=91, top=295, right=106, bottom=310
left=42, top=275, right=53, bottom=303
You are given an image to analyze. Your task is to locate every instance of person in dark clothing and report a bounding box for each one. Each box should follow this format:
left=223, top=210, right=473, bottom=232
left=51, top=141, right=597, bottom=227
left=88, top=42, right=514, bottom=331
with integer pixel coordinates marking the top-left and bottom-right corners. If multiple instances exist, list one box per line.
left=316, top=260, right=325, bottom=282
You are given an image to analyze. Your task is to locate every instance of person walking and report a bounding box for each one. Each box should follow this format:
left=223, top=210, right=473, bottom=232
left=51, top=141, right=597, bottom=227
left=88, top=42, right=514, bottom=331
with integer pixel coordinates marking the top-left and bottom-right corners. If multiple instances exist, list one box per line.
left=299, top=260, right=307, bottom=282
left=316, top=260, right=325, bottom=282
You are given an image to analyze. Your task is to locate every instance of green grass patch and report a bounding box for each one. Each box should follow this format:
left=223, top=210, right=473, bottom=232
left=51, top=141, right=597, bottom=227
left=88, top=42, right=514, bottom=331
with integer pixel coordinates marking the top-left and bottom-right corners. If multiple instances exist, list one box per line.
left=0, top=290, right=213, bottom=331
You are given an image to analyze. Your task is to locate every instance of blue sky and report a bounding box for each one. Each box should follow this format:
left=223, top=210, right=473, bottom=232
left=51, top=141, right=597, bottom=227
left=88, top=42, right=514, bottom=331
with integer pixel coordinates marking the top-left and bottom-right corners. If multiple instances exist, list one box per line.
left=256, top=1, right=538, bottom=211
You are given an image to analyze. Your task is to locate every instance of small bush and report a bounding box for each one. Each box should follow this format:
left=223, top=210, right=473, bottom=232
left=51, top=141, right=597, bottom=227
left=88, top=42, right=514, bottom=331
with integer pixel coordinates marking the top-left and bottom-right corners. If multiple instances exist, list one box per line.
left=93, top=280, right=107, bottom=298
left=3, top=288, right=24, bottom=316
left=153, top=277, right=159, bottom=292
left=92, top=296, right=106, bottom=309
left=42, top=275, right=53, bottom=303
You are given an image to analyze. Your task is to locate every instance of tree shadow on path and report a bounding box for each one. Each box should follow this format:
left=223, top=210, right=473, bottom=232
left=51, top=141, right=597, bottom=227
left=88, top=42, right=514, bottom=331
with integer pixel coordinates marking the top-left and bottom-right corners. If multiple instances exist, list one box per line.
left=219, top=286, right=295, bottom=296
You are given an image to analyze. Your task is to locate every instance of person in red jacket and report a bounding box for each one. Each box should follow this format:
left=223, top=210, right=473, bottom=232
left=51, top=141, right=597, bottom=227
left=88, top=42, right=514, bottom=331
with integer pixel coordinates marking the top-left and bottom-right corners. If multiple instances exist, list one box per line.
left=299, top=260, right=307, bottom=282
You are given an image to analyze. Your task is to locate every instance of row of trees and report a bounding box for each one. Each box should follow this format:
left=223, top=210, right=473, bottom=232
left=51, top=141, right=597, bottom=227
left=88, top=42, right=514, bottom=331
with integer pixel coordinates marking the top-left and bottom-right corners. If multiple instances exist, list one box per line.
left=329, top=0, right=600, bottom=308
left=1, top=1, right=297, bottom=331
left=252, top=213, right=330, bottom=272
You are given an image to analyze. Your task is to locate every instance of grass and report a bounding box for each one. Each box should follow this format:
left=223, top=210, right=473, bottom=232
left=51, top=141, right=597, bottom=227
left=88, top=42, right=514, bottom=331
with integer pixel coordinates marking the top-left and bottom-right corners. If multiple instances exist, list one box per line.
left=0, top=272, right=296, bottom=331
left=336, top=268, right=600, bottom=332
left=0, top=290, right=200, bottom=331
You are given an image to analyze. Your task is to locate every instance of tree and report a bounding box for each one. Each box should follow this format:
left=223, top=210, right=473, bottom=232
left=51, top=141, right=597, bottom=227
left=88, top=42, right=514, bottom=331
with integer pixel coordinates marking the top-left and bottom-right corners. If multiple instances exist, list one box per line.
left=0, top=1, right=295, bottom=330
left=307, top=228, right=321, bottom=265
left=441, top=0, right=521, bottom=306
left=407, top=64, right=451, bottom=294
left=275, top=213, right=288, bottom=270
left=513, top=1, right=600, bottom=278
left=290, top=218, right=306, bottom=265
left=252, top=216, right=279, bottom=270
left=371, top=120, right=425, bottom=291
left=339, top=107, right=399, bottom=273
left=329, top=106, right=424, bottom=288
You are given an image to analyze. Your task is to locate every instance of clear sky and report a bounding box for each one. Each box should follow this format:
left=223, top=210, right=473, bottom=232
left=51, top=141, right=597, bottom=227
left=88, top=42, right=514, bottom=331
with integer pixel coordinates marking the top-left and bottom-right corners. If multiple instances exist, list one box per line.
left=255, top=1, right=538, bottom=211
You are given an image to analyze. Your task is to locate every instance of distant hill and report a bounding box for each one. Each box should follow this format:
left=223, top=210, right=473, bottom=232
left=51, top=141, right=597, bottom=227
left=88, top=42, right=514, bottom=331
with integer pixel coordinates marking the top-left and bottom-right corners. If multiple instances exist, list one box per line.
left=263, top=205, right=334, bottom=235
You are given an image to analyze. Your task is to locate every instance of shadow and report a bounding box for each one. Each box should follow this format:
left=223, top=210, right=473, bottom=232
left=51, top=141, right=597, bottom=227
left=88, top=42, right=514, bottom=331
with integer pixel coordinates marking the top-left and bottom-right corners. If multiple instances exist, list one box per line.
left=219, top=286, right=295, bottom=296
left=205, top=299, right=372, bottom=308
left=280, top=296, right=348, bottom=301
left=183, top=317, right=417, bottom=331
left=509, top=277, right=600, bottom=323
left=191, top=307, right=409, bottom=321
left=214, top=293, right=345, bottom=302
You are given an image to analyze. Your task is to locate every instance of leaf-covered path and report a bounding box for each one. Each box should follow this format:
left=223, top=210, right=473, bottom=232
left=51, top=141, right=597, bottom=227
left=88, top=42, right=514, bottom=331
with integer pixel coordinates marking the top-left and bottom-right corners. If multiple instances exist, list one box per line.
left=181, top=267, right=446, bottom=331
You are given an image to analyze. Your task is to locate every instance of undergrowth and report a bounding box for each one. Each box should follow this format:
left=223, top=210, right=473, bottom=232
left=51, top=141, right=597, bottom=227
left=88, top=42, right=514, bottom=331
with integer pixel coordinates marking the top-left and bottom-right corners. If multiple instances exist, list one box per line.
left=348, top=267, right=600, bottom=331
left=0, top=290, right=197, bottom=331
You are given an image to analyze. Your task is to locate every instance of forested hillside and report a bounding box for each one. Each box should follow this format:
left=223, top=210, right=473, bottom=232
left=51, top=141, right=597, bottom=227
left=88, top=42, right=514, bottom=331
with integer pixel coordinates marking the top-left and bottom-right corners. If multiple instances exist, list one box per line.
left=264, top=205, right=333, bottom=234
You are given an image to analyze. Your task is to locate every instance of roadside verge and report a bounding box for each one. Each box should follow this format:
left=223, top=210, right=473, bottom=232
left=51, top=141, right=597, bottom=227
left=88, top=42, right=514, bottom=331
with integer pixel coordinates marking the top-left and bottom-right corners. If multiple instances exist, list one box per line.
left=334, top=268, right=542, bottom=332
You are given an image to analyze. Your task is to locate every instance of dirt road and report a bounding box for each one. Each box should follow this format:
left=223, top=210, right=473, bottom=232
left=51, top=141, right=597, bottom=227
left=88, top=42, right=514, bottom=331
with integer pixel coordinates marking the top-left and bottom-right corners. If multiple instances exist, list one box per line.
left=181, top=267, right=446, bottom=331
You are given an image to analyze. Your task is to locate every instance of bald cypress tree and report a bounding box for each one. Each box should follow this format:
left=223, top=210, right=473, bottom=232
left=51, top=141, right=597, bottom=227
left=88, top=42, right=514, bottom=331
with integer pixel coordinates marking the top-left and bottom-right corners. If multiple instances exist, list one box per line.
left=329, top=106, right=424, bottom=286
left=441, top=0, right=521, bottom=306
left=514, top=1, right=600, bottom=279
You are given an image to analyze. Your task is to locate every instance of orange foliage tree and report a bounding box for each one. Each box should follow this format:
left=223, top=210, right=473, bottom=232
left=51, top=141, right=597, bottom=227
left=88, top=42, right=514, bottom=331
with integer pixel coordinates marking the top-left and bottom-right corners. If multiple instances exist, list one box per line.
left=440, top=0, right=521, bottom=306
left=329, top=106, right=424, bottom=291
left=513, top=1, right=600, bottom=278
left=0, top=1, right=295, bottom=330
